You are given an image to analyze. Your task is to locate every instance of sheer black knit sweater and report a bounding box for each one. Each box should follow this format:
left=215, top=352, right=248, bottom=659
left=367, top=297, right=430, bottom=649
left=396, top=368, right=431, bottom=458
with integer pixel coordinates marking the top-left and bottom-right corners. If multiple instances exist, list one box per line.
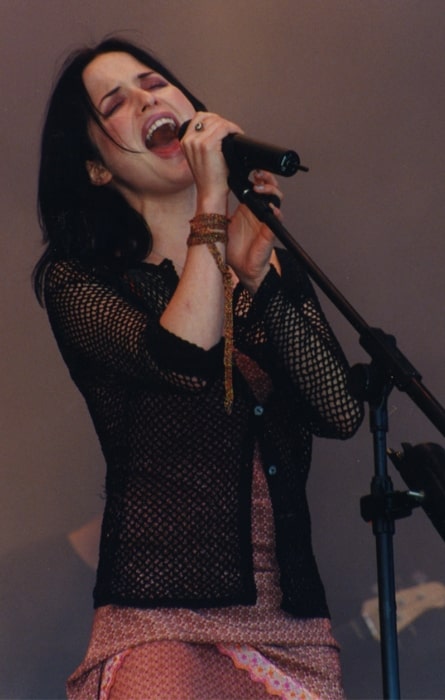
left=44, top=248, right=363, bottom=618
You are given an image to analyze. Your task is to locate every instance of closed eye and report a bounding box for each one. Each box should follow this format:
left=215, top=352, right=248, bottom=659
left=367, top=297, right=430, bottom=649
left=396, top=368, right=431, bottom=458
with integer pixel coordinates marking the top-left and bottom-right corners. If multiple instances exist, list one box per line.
left=102, top=95, right=125, bottom=118
left=139, top=72, right=169, bottom=91
left=99, top=85, right=125, bottom=118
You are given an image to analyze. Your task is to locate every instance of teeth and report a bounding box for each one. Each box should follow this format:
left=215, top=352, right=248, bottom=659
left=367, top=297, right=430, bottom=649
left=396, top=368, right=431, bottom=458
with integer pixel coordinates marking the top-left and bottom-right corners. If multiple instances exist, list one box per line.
left=145, top=117, right=177, bottom=145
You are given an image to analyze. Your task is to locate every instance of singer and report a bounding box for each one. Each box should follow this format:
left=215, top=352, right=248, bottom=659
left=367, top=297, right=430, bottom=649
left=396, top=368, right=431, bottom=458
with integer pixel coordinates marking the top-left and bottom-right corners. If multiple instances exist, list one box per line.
left=34, top=36, right=363, bottom=700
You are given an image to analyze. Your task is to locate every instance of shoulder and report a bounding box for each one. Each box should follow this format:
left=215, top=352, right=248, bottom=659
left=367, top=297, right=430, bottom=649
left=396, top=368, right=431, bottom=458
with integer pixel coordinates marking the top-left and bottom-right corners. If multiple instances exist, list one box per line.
left=45, top=258, right=91, bottom=285
left=43, top=259, right=114, bottom=308
left=44, top=258, right=126, bottom=290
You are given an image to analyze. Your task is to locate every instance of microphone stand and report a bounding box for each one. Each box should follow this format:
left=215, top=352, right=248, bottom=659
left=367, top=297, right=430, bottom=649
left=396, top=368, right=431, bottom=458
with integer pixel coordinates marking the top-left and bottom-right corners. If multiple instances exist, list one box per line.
left=228, top=167, right=445, bottom=699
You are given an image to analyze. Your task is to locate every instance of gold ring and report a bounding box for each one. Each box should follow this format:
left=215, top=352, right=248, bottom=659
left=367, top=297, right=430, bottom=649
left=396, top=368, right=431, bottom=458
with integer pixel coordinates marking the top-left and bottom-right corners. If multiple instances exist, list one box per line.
left=194, top=121, right=204, bottom=132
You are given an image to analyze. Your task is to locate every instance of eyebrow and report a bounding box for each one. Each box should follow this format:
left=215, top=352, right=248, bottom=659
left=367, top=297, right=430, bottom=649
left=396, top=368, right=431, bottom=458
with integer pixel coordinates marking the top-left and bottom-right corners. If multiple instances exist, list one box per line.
left=98, top=71, right=156, bottom=107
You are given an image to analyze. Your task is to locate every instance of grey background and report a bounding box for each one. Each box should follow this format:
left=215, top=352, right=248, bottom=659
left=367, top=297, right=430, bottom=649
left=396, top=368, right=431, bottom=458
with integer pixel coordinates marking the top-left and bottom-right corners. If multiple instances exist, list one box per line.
left=1, top=1, right=445, bottom=697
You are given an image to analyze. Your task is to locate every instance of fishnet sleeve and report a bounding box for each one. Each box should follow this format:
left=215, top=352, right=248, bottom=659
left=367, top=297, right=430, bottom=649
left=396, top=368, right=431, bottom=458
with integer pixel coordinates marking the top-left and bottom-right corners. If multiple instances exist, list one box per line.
left=240, top=250, right=363, bottom=438
left=44, top=260, right=220, bottom=391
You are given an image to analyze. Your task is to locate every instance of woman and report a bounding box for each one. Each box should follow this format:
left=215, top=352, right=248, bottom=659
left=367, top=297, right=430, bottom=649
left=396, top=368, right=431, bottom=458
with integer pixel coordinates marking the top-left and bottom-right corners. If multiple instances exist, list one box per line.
left=34, top=37, right=363, bottom=700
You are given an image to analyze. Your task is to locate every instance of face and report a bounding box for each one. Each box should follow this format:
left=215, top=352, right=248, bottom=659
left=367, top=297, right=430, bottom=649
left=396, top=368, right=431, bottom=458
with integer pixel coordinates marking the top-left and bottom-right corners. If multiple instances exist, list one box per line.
left=82, top=51, right=197, bottom=204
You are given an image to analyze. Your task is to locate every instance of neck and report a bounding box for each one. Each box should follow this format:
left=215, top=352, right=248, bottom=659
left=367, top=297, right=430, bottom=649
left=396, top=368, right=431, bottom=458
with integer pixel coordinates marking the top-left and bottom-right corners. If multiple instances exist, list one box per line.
left=127, top=185, right=197, bottom=270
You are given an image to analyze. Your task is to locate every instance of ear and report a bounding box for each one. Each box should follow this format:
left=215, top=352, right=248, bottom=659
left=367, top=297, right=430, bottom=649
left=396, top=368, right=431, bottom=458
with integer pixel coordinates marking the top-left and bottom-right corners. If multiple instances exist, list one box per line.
left=86, top=160, right=113, bottom=187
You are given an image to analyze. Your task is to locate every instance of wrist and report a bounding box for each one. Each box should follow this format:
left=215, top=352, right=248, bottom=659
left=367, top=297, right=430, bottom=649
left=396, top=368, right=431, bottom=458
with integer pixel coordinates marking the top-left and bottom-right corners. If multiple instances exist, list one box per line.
left=241, top=267, right=270, bottom=296
left=195, top=193, right=228, bottom=217
left=188, top=213, right=230, bottom=248
left=240, top=252, right=280, bottom=296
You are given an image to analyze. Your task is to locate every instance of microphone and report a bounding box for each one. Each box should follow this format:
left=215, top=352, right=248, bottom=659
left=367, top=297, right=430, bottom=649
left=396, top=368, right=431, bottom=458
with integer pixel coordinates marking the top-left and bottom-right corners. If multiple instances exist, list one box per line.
left=178, top=120, right=308, bottom=177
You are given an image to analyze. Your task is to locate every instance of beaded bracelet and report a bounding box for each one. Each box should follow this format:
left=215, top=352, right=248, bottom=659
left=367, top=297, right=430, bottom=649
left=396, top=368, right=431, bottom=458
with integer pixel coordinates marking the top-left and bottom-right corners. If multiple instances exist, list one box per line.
left=188, top=213, right=234, bottom=414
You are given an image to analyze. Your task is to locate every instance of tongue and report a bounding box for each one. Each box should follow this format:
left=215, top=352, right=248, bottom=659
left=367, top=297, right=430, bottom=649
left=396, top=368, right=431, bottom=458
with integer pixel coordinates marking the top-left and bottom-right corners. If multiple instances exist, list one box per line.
left=147, top=123, right=178, bottom=152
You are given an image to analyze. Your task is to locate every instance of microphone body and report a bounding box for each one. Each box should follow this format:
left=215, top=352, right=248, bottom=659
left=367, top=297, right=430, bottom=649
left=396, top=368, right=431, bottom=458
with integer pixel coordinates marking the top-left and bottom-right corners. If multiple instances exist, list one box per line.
left=178, top=120, right=306, bottom=176
left=222, top=132, right=302, bottom=177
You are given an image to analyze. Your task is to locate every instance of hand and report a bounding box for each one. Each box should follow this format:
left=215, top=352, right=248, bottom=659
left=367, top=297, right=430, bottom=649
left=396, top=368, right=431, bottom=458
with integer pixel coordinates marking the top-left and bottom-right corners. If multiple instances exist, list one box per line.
left=180, top=112, right=243, bottom=213
left=227, top=170, right=283, bottom=294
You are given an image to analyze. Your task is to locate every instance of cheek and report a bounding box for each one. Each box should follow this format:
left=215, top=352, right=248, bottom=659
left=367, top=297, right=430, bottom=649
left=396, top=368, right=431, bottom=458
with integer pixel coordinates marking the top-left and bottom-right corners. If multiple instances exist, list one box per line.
left=169, top=87, right=196, bottom=120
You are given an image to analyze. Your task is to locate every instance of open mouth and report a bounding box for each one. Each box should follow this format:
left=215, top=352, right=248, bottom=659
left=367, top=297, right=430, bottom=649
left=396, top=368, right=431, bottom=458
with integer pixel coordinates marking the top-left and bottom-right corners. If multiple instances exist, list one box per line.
left=145, top=117, right=179, bottom=151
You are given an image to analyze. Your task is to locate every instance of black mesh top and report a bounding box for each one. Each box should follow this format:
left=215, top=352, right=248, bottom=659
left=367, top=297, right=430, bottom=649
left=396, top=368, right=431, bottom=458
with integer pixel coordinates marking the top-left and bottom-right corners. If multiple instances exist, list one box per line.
left=44, top=248, right=363, bottom=618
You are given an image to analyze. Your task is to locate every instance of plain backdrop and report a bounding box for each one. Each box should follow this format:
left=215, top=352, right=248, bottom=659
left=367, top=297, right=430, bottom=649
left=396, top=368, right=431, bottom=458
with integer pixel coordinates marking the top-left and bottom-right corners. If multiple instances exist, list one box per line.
left=1, top=1, right=445, bottom=698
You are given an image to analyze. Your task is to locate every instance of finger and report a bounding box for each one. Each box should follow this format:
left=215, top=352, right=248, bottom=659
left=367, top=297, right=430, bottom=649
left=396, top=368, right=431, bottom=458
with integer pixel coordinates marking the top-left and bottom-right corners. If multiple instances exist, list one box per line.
left=252, top=181, right=284, bottom=203
left=269, top=203, right=283, bottom=221
left=186, top=113, right=244, bottom=141
left=252, top=169, right=279, bottom=187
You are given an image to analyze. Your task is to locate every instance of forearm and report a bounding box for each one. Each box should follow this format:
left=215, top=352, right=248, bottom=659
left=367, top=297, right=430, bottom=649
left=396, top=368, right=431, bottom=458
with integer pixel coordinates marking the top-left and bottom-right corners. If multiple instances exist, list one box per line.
left=247, top=255, right=363, bottom=436
left=159, top=240, right=226, bottom=350
left=158, top=114, right=235, bottom=350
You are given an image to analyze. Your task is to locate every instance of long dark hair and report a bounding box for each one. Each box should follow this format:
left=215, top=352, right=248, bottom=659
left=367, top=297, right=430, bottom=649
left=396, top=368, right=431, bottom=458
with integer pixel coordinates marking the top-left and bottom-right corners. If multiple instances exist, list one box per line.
left=33, top=37, right=206, bottom=304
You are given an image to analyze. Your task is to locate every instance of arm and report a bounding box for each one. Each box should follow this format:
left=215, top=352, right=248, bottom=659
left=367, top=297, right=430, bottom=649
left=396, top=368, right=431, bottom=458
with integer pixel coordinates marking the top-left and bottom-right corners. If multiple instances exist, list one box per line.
left=158, top=113, right=238, bottom=350
left=158, top=119, right=284, bottom=349
left=227, top=170, right=283, bottom=294
left=44, top=259, right=221, bottom=391
left=240, top=250, right=363, bottom=438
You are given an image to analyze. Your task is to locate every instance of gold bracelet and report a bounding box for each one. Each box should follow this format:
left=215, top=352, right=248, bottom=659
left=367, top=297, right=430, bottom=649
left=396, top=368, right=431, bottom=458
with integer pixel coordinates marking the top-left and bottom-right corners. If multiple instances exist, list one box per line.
left=187, top=229, right=227, bottom=246
left=190, top=213, right=230, bottom=228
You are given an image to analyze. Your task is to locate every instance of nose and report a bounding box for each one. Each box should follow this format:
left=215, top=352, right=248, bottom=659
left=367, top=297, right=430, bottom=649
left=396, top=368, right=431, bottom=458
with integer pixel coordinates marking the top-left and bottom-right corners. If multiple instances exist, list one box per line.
left=135, top=88, right=157, bottom=112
